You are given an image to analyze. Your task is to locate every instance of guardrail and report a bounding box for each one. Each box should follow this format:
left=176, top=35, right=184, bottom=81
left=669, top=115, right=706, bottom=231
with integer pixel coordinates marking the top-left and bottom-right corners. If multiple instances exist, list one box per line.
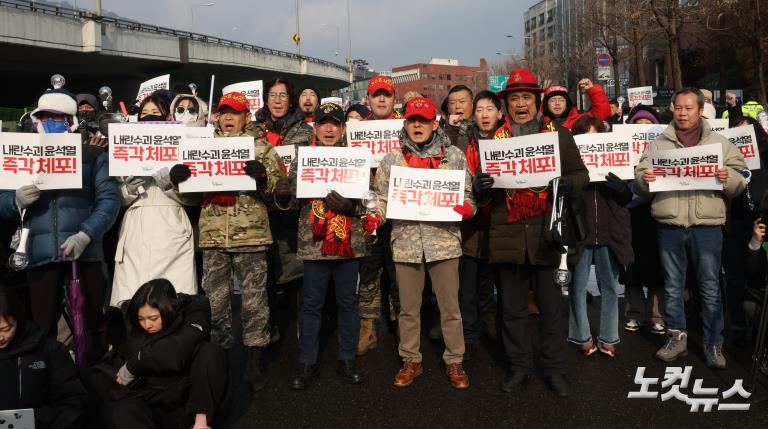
left=0, top=0, right=349, bottom=73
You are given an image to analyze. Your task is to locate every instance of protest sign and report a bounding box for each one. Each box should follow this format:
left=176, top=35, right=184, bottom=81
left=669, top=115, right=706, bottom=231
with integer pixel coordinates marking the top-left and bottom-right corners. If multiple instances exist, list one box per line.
left=707, top=118, right=729, bottom=133
left=222, top=81, right=263, bottom=118
left=178, top=137, right=255, bottom=193
left=627, top=86, right=653, bottom=108
left=274, top=145, right=295, bottom=172
left=296, top=146, right=371, bottom=199
left=716, top=126, right=761, bottom=170
left=648, top=144, right=722, bottom=192
left=386, top=166, right=465, bottom=222
left=346, top=119, right=403, bottom=167
left=136, top=74, right=170, bottom=104
left=0, top=133, right=82, bottom=190
left=478, top=133, right=560, bottom=188
left=612, top=123, right=667, bottom=165
left=108, top=123, right=188, bottom=176
left=574, top=133, right=634, bottom=181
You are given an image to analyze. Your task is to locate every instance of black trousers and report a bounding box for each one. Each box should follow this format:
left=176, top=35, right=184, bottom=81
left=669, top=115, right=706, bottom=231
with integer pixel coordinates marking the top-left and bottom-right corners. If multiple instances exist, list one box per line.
left=102, top=343, right=228, bottom=429
left=26, top=261, right=108, bottom=365
left=459, top=256, right=483, bottom=344
left=493, top=262, right=568, bottom=375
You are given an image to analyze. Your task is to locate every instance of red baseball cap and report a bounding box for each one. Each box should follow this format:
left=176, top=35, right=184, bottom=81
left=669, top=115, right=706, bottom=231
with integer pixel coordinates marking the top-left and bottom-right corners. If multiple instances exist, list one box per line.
left=497, top=68, right=543, bottom=98
left=367, top=75, right=395, bottom=96
left=404, top=97, right=436, bottom=121
left=216, top=92, right=248, bottom=113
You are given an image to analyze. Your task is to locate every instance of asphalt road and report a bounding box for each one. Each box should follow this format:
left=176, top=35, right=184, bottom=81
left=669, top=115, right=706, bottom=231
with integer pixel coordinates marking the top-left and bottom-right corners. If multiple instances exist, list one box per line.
left=221, top=293, right=768, bottom=429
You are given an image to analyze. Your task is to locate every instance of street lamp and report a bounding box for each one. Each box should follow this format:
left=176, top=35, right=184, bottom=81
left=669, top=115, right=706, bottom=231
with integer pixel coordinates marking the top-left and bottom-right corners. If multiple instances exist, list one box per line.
left=322, top=24, right=340, bottom=56
left=190, top=3, right=215, bottom=34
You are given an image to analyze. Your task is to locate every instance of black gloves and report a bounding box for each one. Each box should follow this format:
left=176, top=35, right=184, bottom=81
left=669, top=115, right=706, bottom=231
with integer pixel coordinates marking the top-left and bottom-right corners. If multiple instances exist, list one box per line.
left=325, top=190, right=355, bottom=215
left=472, top=173, right=494, bottom=194
left=275, top=177, right=293, bottom=206
left=169, top=164, right=191, bottom=186
left=244, top=160, right=268, bottom=189
left=605, top=172, right=628, bottom=194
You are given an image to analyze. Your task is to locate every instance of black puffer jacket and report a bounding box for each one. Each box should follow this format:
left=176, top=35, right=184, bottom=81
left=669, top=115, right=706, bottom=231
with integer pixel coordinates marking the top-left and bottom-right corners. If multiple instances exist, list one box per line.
left=570, top=183, right=634, bottom=270
left=0, top=322, right=87, bottom=429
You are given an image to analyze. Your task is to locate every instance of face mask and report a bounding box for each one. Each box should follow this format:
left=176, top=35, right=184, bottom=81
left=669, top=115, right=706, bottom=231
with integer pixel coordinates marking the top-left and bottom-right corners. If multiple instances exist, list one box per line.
left=79, top=110, right=97, bottom=122
left=174, top=111, right=198, bottom=124
left=42, top=120, right=70, bottom=133
left=140, top=114, right=165, bottom=122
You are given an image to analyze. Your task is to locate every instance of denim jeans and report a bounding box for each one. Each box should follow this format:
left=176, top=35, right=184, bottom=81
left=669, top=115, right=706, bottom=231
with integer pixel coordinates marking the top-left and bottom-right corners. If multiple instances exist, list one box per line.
left=299, top=259, right=360, bottom=365
left=568, top=245, right=620, bottom=345
left=657, top=224, right=724, bottom=345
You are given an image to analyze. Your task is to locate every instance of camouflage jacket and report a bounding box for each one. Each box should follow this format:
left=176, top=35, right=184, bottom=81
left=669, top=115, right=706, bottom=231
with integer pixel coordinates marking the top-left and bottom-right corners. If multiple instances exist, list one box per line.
left=287, top=138, right=371, bottom=260
left=177, top=129, right=285, bottom=249
left=373, top=128, right=476, bottom=263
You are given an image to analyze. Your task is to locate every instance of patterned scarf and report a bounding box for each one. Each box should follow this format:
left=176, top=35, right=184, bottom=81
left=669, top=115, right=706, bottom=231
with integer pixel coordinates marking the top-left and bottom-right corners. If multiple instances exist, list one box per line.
left=494, top=117, right=555, bottom=223
left=308, top=137, right=354, bottom=257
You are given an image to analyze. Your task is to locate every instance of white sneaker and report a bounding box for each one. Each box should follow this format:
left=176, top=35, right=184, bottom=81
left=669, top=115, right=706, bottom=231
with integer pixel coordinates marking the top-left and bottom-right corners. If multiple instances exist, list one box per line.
left=650, top=322, right=666, bottom=335
left=624, top=319, right=640, bottom=332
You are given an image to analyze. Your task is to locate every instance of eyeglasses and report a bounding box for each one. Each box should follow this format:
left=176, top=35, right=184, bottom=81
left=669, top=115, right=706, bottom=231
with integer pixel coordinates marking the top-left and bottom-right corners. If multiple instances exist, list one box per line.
left=268, top=92, right=290, bottom=100
left=175, top=106, right=198, bottom=115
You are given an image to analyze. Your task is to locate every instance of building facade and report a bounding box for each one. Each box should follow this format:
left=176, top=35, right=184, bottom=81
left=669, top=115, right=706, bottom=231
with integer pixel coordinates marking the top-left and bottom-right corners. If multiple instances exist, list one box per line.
left=391, top=58, right=488, bottom=108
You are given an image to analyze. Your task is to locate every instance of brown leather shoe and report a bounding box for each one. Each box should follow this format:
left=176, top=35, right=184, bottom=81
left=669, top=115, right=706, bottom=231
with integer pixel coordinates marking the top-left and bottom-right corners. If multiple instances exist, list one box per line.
left=393, top=361, right=423, bottom=387
left=446, top=363, right=470, bottom=389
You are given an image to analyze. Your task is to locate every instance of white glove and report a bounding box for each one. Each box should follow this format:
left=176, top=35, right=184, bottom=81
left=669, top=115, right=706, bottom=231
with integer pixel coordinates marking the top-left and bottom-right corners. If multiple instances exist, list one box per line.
left=15, top=184, right=41, bottom=209
left=152, top=167, right=173, bottom=191
left=60, top=231, right=92, bottom=260
left=116, top=364, right=135, bottom=385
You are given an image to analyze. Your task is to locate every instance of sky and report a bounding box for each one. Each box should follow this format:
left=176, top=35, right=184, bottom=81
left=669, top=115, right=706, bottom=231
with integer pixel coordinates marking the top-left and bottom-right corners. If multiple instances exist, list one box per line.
left=56, top=0, right=538, bottom=71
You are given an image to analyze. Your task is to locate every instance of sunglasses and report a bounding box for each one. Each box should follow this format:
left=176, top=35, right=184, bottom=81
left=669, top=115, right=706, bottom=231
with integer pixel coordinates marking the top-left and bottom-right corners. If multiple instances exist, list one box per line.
left=175, top=106, right=198, bottom=115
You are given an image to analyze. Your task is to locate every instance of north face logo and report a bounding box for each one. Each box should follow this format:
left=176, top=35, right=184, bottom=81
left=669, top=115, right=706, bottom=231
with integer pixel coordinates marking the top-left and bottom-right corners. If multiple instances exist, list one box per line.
left=28, top=361, right=46, bottom=370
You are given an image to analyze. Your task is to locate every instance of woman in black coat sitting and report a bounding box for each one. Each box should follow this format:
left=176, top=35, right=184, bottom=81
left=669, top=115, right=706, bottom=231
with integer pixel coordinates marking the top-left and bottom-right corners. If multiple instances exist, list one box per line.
left=89, top=279, right=227, bottom=429
left=0, top=287, right=87, bottom=429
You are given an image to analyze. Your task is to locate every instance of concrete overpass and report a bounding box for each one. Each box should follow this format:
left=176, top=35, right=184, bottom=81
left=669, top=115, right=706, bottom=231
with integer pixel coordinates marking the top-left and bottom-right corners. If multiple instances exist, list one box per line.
left=0, top=0, right=351, bottom=108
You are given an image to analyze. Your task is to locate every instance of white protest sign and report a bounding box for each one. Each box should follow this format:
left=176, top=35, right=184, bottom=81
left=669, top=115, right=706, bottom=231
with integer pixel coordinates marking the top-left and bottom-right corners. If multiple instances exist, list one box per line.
left=184, top=126, right=215, bottom=139
left=648, top=144, right=722, bottom=192
left=275, top=145, right=296, bottom=172
left=707, top=118, right=729, bottom=133
left=717, top=126, right=761, bottom=170
left=136, top=74, right=170, bottom=104
left=222, top=81, right=263, bottom=118
left=321, top=97, right=343, bottom=105
left=574, top=133, right=634, bottom=181
left=346, top=119, right=403, bottom=168
left=178, top=137, right=256, bottom=193
left=0, top=133, right=82, bottom=190
left=627, top=86, right=654, bottom=108
left=296, top=146, right=371, bottom=199
left=613, top=123, right=667, bottom=165
left=108, top=123, right=188, bottom=176
left=386, top=166, right=465, bottom=222
left=478, top=133, right=560, bottom=188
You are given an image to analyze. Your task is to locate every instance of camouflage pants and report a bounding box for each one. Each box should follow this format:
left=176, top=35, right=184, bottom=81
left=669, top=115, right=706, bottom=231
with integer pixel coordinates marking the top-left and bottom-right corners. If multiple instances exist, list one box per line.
left=202, top=250, right=270, bottom=349
left=358, top=226, right=398, bottom=320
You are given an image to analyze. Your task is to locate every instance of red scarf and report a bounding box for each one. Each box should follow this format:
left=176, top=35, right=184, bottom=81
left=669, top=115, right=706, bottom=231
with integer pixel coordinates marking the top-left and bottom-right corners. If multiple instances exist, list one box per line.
left=266, top=129, right=284, bottom=147
left=466, top=138, right=480, bottom=175
left=402, top=145, right=445, bottom=169
left=201, top=194, right=237, bottom=207
left=310, top=199, right=353, bottom=257
left=495, top=119, right=556, bottom=223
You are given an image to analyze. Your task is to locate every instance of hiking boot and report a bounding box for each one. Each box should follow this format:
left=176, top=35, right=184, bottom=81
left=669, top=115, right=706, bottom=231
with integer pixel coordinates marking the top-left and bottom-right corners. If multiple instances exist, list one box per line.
left=655, top=330, right=688, bottom=362
left=703, top=344, right=726, bottom=369
left=446, top=363, right=470, bottom=389
left=598, top=342, right=616, bottom=358
left=356, top=318, right=378, bottom=356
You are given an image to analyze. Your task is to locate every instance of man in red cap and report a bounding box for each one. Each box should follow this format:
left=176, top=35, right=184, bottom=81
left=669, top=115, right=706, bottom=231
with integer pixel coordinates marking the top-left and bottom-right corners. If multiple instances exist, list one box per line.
left=475, top=69, right=589, bottom=397
left=541, top=78, right=610, bottom=130
left=168, top=91, right=285, bottom=392
left=357, top=74, right=403, bottom=355
left=365, top=97, right=476, bottom=389
left=365, top=75, right=402, bottom=120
